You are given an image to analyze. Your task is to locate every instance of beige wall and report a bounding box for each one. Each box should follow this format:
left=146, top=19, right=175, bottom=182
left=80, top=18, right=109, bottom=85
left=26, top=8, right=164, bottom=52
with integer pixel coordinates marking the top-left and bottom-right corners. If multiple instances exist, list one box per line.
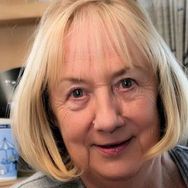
left=0, top=0, right=48, bottom=72
left=0, top=23, right=37, bottom=72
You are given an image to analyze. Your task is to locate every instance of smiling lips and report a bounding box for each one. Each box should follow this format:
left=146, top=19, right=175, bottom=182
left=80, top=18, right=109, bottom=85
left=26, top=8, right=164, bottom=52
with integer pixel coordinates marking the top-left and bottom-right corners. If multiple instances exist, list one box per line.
left=95, top=137, right=133, bottom=157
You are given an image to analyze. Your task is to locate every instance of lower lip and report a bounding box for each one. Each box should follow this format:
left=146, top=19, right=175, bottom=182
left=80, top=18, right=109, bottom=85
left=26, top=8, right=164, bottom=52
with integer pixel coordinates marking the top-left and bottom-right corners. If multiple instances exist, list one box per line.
left=95, top=138, right=132, bottom=157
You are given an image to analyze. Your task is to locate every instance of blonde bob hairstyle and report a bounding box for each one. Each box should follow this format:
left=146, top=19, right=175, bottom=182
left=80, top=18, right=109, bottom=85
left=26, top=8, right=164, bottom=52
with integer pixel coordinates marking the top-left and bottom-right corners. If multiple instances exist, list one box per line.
left=11, top=0, right=188, bottom=181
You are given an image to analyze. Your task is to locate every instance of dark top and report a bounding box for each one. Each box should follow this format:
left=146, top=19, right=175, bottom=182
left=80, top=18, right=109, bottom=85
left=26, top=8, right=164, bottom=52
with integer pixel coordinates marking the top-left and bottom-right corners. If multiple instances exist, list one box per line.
left=11, top=145, right=188, bottom=188
left=169, top=145, right=188, bottom=187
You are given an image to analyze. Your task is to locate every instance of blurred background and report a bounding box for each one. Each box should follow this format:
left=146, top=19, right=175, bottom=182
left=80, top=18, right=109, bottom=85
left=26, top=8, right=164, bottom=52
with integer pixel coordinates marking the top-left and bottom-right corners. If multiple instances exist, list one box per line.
left=0, top=0, right=49, bottom=118
left=138, top=0, right=188, bottom=69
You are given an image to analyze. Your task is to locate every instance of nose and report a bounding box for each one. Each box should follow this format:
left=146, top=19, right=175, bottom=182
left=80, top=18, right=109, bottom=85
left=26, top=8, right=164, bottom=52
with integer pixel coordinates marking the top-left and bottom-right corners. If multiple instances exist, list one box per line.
left=93, top=89, right=124, bottom=133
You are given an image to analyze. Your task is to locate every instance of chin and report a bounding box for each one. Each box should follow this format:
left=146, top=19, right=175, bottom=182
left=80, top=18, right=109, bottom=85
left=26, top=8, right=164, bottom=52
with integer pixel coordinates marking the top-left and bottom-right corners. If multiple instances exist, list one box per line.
left=90, top=162, right=142, bottom=182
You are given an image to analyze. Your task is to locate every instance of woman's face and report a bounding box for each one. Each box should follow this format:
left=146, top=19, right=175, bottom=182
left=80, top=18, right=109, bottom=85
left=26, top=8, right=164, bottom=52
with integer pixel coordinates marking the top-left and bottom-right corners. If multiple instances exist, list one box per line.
left=50, top=36, right=160, bottom=181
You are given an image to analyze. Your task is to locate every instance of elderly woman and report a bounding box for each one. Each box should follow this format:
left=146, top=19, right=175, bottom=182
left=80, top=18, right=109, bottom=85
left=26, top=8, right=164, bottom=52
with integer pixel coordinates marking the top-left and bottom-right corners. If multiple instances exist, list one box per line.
left=11, top=0, right=188, bottom=187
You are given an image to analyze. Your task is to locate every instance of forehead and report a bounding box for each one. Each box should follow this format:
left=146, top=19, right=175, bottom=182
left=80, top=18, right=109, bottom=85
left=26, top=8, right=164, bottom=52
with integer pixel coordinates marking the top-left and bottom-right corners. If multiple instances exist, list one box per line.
left=46, top=2, right=159, bottom=89
left=63, top=22, right=150, bottom=75
left=48, top=6, right=154, bottom=88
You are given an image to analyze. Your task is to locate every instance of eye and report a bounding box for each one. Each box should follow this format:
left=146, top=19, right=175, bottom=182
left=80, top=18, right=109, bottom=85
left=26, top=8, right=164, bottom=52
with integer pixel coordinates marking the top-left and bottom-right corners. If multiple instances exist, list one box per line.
left=66, top=87, right=89, bottom=110
left=114, top=78, right=137, bottom=93
left=119, top=78, right=135, bottom=89
left=70, top=88, right=85, bottom=98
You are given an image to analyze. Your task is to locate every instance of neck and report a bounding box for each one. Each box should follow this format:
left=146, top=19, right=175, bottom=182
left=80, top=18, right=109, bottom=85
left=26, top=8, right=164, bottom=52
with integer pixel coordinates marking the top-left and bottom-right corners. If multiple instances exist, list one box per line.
left=80, top=152, right=183, bottom=188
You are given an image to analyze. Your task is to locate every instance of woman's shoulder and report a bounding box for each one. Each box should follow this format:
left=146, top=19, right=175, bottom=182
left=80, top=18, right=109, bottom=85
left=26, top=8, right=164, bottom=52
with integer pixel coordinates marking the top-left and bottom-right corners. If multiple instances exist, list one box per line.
left=169, top=145, right=188, bottom=187
left=169, top=145, right=188, bottom=160
left=10, top=171, right=84, bottom=188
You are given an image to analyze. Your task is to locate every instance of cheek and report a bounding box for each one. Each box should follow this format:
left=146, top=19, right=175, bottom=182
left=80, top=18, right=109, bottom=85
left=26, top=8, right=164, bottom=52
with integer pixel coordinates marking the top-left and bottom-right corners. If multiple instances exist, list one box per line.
left=57, top=108, right=93, bottom=139
left=122, top=95, right=159, bottom=123
left=56, top=108, right=93, bottom=169
left=138, top=99, right=160, bottom=148
left=122, top=96, right=160, bottom=149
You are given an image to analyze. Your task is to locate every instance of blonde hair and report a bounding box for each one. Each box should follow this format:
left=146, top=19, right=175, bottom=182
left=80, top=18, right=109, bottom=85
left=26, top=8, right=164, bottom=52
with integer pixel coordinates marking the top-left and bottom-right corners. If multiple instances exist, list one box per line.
left=11, top=0, right=188, bottom=181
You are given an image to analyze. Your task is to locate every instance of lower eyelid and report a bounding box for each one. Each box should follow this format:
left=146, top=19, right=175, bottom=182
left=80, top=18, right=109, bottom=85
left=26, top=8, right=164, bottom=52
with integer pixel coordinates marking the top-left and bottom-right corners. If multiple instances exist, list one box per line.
left=70, top=95, right=86, bottom=100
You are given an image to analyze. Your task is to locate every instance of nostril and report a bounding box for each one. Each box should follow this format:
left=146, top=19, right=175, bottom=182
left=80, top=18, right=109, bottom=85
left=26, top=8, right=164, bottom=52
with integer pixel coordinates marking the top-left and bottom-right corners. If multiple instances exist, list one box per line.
left=109, top=124, right=122, bottom=134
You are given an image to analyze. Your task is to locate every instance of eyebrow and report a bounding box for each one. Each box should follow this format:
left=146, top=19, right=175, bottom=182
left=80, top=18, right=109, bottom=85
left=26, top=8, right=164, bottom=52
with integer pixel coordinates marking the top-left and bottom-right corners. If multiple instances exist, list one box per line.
left=111, top=68, right=129, bottom=79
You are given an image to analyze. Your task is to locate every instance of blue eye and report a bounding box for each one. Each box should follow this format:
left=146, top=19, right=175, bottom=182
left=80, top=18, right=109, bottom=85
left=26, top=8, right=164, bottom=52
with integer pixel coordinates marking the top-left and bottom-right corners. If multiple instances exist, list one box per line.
left=71, top=88, right=85, bottom=98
